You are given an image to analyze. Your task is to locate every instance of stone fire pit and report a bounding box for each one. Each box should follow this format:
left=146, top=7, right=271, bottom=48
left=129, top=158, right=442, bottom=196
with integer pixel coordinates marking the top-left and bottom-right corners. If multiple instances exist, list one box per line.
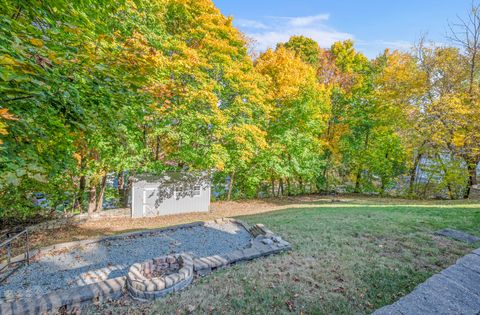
left=127, top=254, right=193, bottom=301
left=0, top=219, right=292, bottom=314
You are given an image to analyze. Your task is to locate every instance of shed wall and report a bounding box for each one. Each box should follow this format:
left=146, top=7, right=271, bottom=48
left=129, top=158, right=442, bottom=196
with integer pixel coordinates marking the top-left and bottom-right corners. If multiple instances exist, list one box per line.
left=131, top=181, right=210, bottom=218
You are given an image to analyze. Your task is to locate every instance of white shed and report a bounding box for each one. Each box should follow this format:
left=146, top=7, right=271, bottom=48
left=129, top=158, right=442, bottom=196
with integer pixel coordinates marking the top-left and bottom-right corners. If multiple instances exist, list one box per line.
left=130, top=172, right=210, bottom=218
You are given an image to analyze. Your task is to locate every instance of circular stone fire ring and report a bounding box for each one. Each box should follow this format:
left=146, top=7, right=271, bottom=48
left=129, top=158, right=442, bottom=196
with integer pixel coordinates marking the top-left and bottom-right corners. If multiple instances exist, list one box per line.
left=127, top=253, right=193, bottom=301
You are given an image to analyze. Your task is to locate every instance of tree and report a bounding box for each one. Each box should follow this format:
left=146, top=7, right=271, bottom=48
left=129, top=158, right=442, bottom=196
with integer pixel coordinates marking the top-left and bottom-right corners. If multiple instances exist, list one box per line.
left=255, top=46, right=330, bottom=196
left=0, top=0, right=154, bottom=218
left=374, top=49, right=428, bottom=195
left=280, top=35, right=323, bottom=66
left=143, top=0, right=269, bottom=202
left=448, top=2, right=480, bottom=197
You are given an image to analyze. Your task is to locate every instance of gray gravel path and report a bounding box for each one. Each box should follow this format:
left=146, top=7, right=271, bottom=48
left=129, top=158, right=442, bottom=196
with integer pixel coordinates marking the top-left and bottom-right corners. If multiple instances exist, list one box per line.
left=0, top=221, right=252, bottom=302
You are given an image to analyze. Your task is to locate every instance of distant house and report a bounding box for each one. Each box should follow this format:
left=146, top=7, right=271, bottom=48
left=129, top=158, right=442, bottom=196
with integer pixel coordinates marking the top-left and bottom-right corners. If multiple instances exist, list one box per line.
left=130, top=172, right=210, bottom=218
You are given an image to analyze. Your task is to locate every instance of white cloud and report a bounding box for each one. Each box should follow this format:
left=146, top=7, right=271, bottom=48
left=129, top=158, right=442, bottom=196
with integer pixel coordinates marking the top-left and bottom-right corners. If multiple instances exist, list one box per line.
left=234, top=14, right=415, bottom=59
left=288, top=14, right=330, bottom=27
left=236, top=19, right=269, bottom=30
left=250, top=28, right=352, bottom=51
left=234, top=13, right=353, bottom=52
left=355, top=39, right=413, bottom=58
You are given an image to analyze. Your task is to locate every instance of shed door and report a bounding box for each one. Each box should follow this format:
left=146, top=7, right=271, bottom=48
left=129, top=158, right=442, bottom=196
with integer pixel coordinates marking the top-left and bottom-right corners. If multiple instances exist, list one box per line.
left=142, top=188, right=159, bottom=216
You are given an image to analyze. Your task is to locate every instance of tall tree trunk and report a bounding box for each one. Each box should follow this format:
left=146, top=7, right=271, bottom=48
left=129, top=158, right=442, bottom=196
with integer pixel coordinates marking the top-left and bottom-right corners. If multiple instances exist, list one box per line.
left=408, top=153, right=422, bottom=196
left=354, top=169, right=362, bottom=193
left=278, top=178, right=284, bottom=197
left=118, top=171, right=125, bottom=204
left=143, top=124, right=147, bottom=147
left=322, top=150, right=332, bottom=193
left=227, top=171, right=235, bottom=201
left=77, top=175, right=86, bottom=212
left=447, top=183, right=454, bottom=200
left=124, top=176, right=132, bottom=207
left=286, top=178, right=291, bottom=196
left=271, top=177, right=276, bottom=197
left=323, top=166, right=329, bottom=193
left=87, top=184, right=97, bottom=217
left=75, top=155, right=86, bottom=212
left=118, top=172, right=125, bottom=191
left=437, top=154, right=455, bottom=200
left=96, top=174, right=107, bottom=212
left=380, top=178, right=386, bottom=196
left=155, top=136, right=160, bottom=160
left=465, top=161, right=478, bottom=199
left=298, top=177, right=304, bottom=194
left=355, top=130, right=370, bottom=194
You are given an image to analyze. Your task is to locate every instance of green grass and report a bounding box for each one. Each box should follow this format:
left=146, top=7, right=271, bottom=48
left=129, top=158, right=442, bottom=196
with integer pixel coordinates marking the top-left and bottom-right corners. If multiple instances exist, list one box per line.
left=88, top=199, right=480, bottom=315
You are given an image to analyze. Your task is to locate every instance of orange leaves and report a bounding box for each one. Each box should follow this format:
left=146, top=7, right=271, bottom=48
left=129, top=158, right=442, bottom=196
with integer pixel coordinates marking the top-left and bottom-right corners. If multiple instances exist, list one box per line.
left=29, top=38, right=44, bottom=48
left=72, top=153, right=82, bottom=165
left=145, top=83, right=175, bottom=102
left=0, top=108, right=17, bottom=144
left=0, top=108, right=17, bottom=121
left=118, top=31, right=166, bottom=72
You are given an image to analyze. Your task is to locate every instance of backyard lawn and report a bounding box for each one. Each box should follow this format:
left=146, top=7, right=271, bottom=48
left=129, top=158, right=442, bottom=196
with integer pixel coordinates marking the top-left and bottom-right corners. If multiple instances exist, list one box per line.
left=4, top=2, right=480, bottom=314
left=83, top=197, right=480, bottom=314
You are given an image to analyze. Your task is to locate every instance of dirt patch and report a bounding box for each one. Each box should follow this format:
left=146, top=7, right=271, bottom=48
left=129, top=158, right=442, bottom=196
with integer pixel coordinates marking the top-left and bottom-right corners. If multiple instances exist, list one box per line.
left=28, top=195, right=336, bottom=249
left=25, top=194, right=480, bottom=251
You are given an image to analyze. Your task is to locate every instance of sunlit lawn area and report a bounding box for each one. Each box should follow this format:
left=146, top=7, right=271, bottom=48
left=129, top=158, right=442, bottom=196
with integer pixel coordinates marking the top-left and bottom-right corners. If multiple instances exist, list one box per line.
left=87, top=198, right=480, bottom=314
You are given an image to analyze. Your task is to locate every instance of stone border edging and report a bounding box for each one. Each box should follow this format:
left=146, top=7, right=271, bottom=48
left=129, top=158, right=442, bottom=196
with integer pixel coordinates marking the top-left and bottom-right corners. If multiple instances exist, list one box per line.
left=0, top=277, right=126, bottom=315
left=192, top=218, right=292, bottom=275
left=0, top=218, right=292, bottom=313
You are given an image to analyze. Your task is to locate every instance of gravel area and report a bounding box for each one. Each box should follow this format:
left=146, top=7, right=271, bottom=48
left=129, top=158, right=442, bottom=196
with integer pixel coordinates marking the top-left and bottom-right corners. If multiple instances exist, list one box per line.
left=0, top=221, right=252, bottom=302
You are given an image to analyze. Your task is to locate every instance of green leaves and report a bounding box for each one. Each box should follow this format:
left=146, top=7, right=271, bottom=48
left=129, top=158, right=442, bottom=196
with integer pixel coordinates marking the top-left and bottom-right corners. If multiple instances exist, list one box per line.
left=1, top=0, right=478, bottom=220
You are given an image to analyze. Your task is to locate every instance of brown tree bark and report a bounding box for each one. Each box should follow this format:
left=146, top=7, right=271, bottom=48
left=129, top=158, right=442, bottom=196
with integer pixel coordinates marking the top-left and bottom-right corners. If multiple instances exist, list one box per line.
left=227, top=171, right=235, bottom=201
left=96, top=174, right=107, bottom=212
left=77, top=176, right=86, bottom=211
left=355, top=130, right=370, bottom=194
left=408, top=153, right=422, bottom=196
left=75, top=155, right=86, bottom=212
left=278, top=178, right=284, bottom=196
left=87, top=184, right=97, bottom=217
left=155, top=136, right=160, bottom=160
left=437, top=154, right=455, bottom=200
left=124, top=176, right=132, bottom=207
left=354, top=170, right=362, bottom=193
left=322, top=163, right=329, bottom=193
left=271, top=177, right=276, bottom=197
left=117, top=171, right=125, bottom=204
left=464, top=161, right=478, bottom=199
left=118, top=172, right=124, bottom=191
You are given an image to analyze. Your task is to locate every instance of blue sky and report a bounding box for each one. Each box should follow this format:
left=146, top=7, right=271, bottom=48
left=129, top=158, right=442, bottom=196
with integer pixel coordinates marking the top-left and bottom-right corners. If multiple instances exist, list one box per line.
left=213, top=0, right=471, bottom=58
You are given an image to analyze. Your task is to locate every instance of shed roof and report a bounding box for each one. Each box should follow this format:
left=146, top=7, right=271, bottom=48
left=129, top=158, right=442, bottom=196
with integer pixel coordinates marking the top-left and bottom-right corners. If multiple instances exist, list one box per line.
left=131, top=172, right=210, bottom=185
